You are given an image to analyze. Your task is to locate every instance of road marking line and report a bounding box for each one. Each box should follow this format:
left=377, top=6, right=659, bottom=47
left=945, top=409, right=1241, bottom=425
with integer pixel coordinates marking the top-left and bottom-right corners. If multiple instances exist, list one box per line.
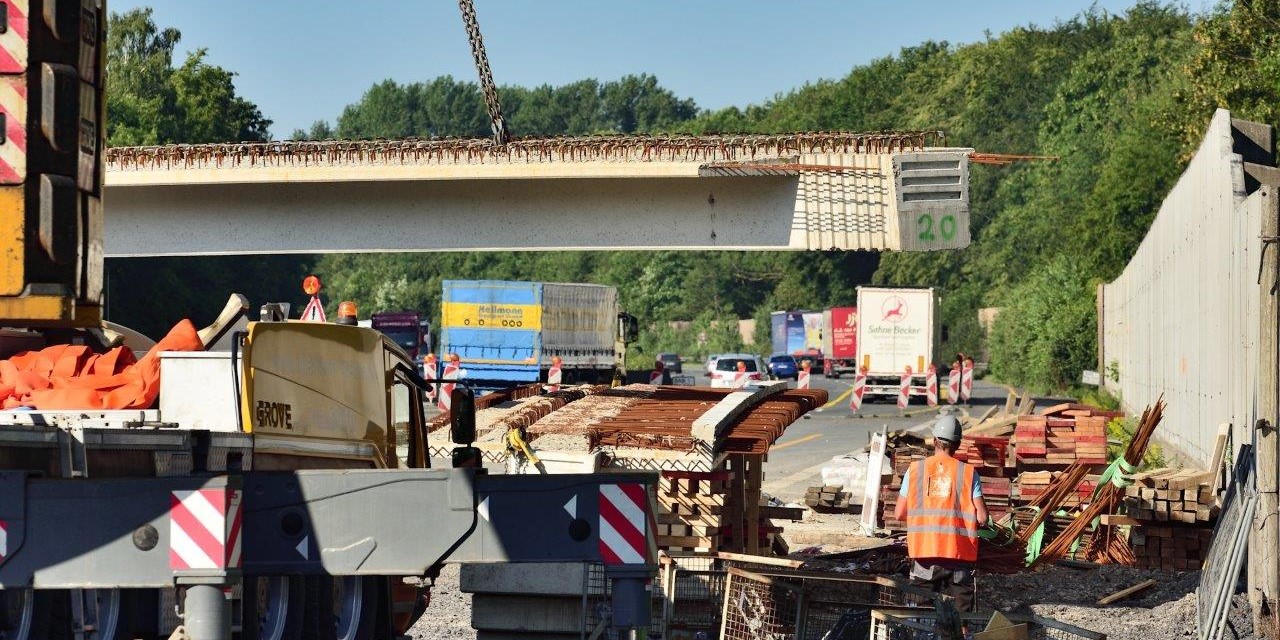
left=770, top=433, right=823, bottom=452
left=822, top=388, right=853, bottom=409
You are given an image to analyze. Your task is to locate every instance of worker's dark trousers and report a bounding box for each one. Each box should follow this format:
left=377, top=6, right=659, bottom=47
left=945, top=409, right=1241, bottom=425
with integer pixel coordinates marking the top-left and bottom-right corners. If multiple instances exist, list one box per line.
left=907, top=561, right=976, bottom=612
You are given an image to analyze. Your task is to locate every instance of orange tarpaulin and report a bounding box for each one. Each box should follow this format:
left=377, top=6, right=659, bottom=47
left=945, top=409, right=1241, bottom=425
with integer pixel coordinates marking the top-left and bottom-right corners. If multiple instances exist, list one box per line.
left=0, top=320, right=204, bottom=410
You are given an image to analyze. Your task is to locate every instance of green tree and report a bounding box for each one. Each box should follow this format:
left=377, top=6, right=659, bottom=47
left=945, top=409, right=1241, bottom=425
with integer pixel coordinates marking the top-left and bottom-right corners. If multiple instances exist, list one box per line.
left=106, top=8, right=270, bottom=145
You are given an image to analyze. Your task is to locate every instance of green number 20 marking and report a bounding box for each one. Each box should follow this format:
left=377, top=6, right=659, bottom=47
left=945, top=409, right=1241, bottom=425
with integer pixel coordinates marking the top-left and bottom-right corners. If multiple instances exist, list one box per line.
left=916, top=213, right=958, bottom=243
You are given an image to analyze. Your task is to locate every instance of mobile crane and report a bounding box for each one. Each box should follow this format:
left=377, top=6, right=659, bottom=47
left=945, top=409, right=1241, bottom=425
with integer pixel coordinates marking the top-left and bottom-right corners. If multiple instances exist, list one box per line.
left=0, top=2, right=657, bottom=639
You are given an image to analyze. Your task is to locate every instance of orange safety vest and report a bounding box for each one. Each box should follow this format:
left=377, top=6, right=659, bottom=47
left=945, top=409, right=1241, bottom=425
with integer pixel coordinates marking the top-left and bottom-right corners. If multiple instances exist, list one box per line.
left=904, top=454, right=980, bottom=562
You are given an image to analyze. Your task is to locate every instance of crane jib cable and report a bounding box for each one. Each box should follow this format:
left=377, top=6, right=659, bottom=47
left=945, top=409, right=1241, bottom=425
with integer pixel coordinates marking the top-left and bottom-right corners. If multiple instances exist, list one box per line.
left=458, top=0, right=510, bottom=146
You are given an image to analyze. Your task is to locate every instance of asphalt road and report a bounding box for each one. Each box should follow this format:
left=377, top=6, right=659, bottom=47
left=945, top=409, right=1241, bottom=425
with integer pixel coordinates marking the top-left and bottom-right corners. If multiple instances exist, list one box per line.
left=762, top=376, right=1017, bottom=502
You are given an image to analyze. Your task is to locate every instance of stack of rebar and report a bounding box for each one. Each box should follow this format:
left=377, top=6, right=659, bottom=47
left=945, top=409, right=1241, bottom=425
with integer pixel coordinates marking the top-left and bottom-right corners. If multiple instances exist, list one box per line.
left=1034, top=398, right=1165, bottom=566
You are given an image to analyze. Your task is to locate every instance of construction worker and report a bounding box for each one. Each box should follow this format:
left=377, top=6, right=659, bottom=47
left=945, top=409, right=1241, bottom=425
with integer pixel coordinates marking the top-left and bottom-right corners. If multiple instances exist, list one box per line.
left=894, top=413, right=988, bottom=612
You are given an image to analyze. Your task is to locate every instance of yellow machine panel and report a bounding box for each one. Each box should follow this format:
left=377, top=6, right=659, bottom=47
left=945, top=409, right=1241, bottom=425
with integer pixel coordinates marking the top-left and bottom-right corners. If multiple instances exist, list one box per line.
left=241, top=321, right=403, bottom=467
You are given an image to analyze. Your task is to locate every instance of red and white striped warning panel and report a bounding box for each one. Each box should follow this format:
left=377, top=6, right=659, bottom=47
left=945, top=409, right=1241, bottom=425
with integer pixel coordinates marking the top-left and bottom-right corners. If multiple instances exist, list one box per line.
left=170, top=489, right=242, bottom=570
left=897, top=368, right=912, bottom=409
left=961, top=361, right=974, bottom=403
left=598, top=483, right=647, bottom=565
left=0, top=519, right=7, bottom=562
left=925, top=365, right=938, bottom=407
left=0, top=76, right=26, bottom=184
left=0, top=1, right=28, bottom=73
left=797, top=370, right=810, bottom=390
left=547, top=362, right=562, bottom=392
left=849, top=369, right=866, bottom=412
left=437, top=362, right=460, bottom=412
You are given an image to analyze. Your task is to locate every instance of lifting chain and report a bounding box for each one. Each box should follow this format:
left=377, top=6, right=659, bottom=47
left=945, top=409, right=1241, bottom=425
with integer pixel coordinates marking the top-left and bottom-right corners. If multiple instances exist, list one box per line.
left=457, top=0, right=510, bottom=146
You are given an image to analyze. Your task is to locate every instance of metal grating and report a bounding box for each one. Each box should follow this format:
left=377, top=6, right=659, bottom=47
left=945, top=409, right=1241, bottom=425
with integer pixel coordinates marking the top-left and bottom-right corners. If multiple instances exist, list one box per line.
left=1197, top=444, right=1257, bottom=640
left=719, top=567, right=926, bottom=640
left=870, top=609, right=1106, bottom=640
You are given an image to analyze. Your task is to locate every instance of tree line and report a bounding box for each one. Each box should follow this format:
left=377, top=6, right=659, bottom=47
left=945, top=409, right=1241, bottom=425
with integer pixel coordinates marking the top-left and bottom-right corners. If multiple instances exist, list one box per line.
left=103, top=2, right=1280, bottom=389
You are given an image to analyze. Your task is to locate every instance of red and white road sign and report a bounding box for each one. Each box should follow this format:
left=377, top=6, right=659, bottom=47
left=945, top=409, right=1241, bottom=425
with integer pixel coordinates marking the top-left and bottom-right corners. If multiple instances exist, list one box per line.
left=299, top=296, right=327, bottom=323
left=849, top=369, right=867, bottom=412
left=547, top=360, right=562, bottom=392
left=897, top=367, right=912, bottom=410
left=961, top=360, right=974, bottom=403
left=925, top=365, right=938, bottom=407
left=598, top=483, right=648, bottom=565
left=732, top=371, right=749, bottom=389
left=0, top=519, right=7, bottom=562
left=797, top=370, right=810, bottom=390
left=0, top=76, right=26, bottom=184
left=948, top=365, right=961, bottom=405
left=437, top=360, right=460, bottom=413
left=423, top=354, right=438, bottom=403
left=169, top=489, right=242, bottom=570
left=649, top=369, right=663, bottom=385
left=0, top=1, right=29, bottom=73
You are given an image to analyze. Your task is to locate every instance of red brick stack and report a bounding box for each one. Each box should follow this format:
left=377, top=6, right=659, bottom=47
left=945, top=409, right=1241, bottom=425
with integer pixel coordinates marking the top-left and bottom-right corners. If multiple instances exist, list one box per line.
left=878, top=444, right=927, bottom=530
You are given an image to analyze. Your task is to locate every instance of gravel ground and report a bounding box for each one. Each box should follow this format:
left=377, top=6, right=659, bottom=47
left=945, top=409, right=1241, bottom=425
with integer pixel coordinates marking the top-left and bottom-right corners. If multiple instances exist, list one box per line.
left=409, top=564, right=475, bottom=640
left=978, top=565, right=1255, bottom=640
left=406, top=562, right=1256, bottom=640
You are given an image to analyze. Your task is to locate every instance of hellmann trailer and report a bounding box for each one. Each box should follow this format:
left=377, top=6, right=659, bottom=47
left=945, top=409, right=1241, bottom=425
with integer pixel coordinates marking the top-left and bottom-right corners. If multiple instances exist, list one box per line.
left=0, top=306, right=657, bottom=640
left=855, top=287, right=939, bottom=400
left=439, top=280, right=636, bottom=388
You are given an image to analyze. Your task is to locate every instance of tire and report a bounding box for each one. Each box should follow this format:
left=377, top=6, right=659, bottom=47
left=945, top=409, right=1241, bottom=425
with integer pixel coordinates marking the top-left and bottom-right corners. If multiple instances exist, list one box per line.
left=242, top=576, right=305, bottom=640
left=305, top=576, right=380, bottom=640
left=1, top=590, right=71, bottom=640
left=97, top=589, right=159, bottom=640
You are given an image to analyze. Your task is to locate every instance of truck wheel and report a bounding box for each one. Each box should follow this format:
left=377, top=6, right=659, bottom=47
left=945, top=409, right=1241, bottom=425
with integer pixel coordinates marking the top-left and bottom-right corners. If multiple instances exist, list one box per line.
left=243, top=577, right=304, bottom=640
left=1, top=589, right=71, bottom=640
left=306, top=576, right=379, bottom=640
left=1, top=589, right=37, bottom=640
left=92, top=589, right=158, bottom=640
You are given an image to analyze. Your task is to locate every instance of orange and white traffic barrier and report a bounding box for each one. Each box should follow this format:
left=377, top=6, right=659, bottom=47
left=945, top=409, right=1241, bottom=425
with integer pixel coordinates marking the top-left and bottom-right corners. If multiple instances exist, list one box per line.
left=948, top=364, right=961, bottom=405
left=423, top=353, right=438, bottom=403
left=650, top=361, right=664, bottom=386
left=961, top=359, right=974, bottom=404
left=733, top=361, right=749, bottom=389
left=849, top=367, right=867, bottom=412
left=797, top=361, right=811, bottom=389
left=926, top=364, right=938, bottom=407
left=547, top=356, right=563, bottom=392
left=438, top=354, right=461, bottom=413
left=898, top=366, right=912, bottom=410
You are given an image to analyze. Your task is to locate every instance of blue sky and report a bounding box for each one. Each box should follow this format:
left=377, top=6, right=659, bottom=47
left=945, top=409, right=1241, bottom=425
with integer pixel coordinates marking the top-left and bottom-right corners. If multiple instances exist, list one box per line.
left=113, top=1, right=1205, bottom=138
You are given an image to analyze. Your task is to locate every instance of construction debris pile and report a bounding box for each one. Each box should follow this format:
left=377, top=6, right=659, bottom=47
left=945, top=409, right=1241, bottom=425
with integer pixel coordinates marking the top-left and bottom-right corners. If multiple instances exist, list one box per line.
left=434, top=382, right=826, bottom=556
left=876, top=396, right=1228, bottom=574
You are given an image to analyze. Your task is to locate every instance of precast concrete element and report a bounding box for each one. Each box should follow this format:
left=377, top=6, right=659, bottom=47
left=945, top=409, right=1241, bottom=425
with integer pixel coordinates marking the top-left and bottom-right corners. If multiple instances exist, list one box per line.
left=1100, top=109, right=1276, bottom=464
left=101, top=135, right=971, bottom=254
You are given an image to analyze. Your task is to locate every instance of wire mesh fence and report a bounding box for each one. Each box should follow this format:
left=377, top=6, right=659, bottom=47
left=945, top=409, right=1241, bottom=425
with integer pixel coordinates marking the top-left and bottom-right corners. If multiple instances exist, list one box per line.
left=869, top=609, right=1107, bottom=640
left=719, top=566, right=935, bottom=640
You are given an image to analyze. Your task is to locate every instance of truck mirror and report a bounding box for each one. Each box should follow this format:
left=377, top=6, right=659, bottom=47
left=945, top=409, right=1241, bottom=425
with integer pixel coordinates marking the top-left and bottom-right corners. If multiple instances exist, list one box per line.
left=618, top=313, right=639, bottom=344
left=450, top=386, right=477, bottom=445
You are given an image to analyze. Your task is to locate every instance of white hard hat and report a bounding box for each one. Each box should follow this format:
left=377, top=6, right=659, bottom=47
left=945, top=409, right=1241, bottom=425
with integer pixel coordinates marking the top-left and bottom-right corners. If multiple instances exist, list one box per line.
left=932, top=414, right=962, bottom=443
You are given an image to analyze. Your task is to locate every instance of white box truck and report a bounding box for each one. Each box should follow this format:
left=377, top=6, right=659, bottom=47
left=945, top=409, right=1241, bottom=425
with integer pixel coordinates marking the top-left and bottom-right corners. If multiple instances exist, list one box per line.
left=855, top=287, right=937, bottom=399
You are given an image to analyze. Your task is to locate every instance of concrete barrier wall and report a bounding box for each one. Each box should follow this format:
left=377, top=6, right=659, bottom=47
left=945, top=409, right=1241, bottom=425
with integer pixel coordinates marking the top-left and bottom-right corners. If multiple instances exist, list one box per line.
left=1100, top=109, right=1271, bottom=464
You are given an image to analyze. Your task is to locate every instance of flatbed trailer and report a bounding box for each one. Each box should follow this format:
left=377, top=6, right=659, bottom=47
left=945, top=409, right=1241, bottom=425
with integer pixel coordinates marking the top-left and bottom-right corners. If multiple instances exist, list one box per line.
left=0, top=323, right=658, bottom=640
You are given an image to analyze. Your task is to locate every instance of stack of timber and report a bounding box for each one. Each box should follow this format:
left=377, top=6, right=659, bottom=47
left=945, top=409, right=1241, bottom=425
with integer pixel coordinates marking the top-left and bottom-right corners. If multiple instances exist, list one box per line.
left=1016, top=470, right=1099, bottom=509
left=1121, top=468, right=1219, bottom=524
left=657, top=470, right=729, bottom=552
left=1126, top=524, right=1213, bottom=571
left=805, top=485, right=852, bottom=512
left=878, top=439, right=928, bottom=530
left=1013, top=403, right=1117, bottom=466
